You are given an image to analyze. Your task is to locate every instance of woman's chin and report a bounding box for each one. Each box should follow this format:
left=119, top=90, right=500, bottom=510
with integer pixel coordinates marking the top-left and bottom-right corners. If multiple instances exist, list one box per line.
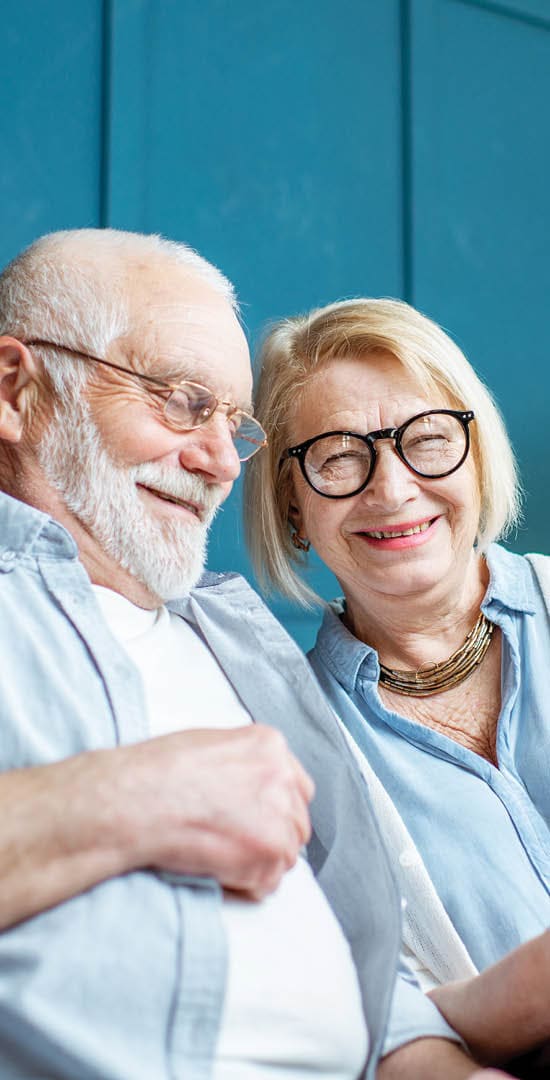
left=348, top=546, right=458, bottom=604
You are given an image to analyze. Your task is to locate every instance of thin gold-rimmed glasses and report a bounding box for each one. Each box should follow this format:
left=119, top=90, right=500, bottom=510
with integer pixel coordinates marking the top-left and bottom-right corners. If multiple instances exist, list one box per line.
left=23, top=338, right=267, bottom=462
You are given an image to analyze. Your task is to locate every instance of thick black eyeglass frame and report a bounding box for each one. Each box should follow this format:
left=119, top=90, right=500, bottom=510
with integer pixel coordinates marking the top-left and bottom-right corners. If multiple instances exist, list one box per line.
left=22, top=338, right=267, bottom=454
left=283, top=409, right=475, bottom=499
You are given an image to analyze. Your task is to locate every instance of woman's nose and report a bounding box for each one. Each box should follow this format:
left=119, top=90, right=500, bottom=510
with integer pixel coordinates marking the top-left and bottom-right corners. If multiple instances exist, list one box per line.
left=361, top=440, right=419, bottom=508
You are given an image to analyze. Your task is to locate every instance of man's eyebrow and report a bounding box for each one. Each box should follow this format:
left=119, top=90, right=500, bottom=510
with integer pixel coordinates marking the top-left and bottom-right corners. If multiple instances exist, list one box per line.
left=145, top=358, right=255, bottom=415
left=156, top=363, right=194, bottom=384
left=138, top=355, right=201, bottom=386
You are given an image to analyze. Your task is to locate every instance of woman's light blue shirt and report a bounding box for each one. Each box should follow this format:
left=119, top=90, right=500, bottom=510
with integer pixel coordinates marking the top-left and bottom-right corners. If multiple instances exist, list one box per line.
left=310, top=544, right=550, bottom=972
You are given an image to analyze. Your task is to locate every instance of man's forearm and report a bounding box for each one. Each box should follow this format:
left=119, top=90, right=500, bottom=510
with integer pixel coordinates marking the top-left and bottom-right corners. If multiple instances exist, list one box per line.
left=429, top=931, right=550, bottom=1064
left=0, top=750, right=133, bottom=929
left=0, top=725, right=313, bottom=929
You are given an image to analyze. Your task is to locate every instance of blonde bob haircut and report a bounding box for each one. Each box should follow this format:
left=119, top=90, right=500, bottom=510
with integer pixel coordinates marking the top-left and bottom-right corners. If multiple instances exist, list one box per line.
left=245, top=297, right=521, bottom=608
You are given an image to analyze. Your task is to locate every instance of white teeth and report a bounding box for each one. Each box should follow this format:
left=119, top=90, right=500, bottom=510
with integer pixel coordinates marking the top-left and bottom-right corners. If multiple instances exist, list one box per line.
left=365, top=521, right=432, bottom=539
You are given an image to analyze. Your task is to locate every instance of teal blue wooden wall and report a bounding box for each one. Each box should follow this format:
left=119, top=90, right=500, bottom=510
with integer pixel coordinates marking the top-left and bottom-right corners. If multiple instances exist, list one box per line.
left=2, top=0, right=549, bottom=649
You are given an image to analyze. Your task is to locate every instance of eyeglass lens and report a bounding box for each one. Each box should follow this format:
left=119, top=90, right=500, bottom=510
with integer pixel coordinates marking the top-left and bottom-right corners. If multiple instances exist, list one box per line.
left=164, top=384, right=266, bottom=461
left=304, top=412, right=468, bottom=496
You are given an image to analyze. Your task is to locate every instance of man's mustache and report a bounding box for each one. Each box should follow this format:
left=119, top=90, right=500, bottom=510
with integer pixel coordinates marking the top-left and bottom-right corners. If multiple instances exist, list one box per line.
left=131, top=462, right=223, bottom=523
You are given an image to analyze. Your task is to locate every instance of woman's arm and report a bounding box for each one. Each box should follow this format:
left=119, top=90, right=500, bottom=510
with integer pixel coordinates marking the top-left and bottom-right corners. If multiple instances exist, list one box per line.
left=428, top=931, right=550, bottom=1065
left=377, top=1037, right=512, bottom=1078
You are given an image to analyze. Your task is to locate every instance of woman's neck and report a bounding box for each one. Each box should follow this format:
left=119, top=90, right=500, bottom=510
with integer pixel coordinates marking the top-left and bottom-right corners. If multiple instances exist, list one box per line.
left=342, top=552, right=489, bottom=671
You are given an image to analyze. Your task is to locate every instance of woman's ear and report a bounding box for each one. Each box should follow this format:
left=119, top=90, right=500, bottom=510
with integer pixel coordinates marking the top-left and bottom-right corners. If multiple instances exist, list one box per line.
left=287, top=495, right=303, bottom=534
left=287, top=493, right=311, bottom=550
left=0, top=338, right=38, bottom=443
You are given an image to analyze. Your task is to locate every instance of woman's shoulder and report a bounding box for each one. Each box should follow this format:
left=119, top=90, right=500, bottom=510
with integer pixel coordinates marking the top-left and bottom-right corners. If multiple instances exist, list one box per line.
left=487, top=543, right=548, bottom=586
left=485, top=544, right=550, bottom=621
left=523, top=552, right=550, bottom=613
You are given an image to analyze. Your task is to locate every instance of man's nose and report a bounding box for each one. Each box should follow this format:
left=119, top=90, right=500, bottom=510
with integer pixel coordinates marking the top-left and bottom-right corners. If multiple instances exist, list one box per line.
left=178, top=413, right=242, bottom=484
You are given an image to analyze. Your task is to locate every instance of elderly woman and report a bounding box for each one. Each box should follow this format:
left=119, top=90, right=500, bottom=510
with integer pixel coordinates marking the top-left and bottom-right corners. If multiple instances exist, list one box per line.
left=245, top=298, right=550, bottom=1075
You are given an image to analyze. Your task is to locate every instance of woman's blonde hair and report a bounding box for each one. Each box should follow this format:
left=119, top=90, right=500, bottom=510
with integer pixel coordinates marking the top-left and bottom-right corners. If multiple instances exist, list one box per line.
left=245, top=297, right=521, bottom=607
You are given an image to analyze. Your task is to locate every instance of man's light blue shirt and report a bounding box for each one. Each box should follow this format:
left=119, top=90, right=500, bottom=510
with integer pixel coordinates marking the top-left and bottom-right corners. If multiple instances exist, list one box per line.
left=0, top=491, right=461, bottom=1079
left=310, top=543, right=550, bottom=984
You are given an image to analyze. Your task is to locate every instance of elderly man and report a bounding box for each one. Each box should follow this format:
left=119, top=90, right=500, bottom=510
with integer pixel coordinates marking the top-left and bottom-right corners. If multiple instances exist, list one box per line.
left=0, top=229, right=514, bottom=1080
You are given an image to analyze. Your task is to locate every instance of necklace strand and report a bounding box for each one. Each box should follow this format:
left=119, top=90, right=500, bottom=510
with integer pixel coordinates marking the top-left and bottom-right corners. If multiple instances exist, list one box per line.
left=378, top=612, right=494, bottom=697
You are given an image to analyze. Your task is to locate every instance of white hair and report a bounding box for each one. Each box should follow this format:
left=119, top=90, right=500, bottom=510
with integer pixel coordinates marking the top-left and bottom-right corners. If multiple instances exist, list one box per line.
left=37, top=374, right=222, bottom=599
left=0, top=228, right=237, bottom=403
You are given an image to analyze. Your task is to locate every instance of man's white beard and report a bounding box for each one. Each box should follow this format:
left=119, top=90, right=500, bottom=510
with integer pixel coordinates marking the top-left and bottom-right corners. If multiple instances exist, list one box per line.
left=37, top=395, right=222, bottom=601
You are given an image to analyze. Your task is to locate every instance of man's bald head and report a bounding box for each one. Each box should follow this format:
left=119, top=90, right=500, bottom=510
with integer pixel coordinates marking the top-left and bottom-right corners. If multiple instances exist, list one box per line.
left=0, top=228, right=238, bottom=401
left=0, top=228, right=237, bottom=326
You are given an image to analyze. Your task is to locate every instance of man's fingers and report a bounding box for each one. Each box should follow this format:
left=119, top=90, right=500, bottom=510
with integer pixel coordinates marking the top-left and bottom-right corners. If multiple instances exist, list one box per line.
left=293, top=756, right=315, bottom=804
left=134, top=725, right=316, bottom=896
left=291, top=787, right=312, bottom=848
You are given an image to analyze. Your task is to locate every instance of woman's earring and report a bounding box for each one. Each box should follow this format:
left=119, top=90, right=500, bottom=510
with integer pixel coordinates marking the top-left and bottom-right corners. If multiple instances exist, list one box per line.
left=291, top=530, right=311, bottom=553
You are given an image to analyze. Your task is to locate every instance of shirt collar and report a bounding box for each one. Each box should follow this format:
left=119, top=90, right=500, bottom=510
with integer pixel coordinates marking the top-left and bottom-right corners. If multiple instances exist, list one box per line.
left=313, top=543, right=537, bottom=693
left=314, top=600, right=379, bottom=693
left=0, top=490, right=78, bottom=562
left=483, top=543, right=537, bottom=615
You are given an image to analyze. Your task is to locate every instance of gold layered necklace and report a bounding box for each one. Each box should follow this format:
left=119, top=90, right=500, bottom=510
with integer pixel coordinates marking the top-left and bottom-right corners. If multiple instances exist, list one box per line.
left=378, top=612, right=494, bottom=697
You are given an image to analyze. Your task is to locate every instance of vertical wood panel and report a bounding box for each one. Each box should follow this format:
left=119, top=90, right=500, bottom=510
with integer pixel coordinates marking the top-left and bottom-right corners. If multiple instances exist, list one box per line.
left=410, top=0, right=550, bottom=556
left=104, top=0, right=156, bottom=229
left=107, top=0, right=405, bottom=328
left=0, top=0, right=105, bottom=266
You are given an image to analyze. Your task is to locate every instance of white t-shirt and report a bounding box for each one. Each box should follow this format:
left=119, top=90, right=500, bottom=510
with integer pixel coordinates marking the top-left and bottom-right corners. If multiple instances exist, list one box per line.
left=94, top=587, right=368, bottom=1079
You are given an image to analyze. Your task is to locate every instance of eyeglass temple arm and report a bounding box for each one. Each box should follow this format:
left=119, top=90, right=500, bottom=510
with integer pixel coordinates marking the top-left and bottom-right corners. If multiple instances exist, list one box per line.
left=23, top=338, right=175, bottom=391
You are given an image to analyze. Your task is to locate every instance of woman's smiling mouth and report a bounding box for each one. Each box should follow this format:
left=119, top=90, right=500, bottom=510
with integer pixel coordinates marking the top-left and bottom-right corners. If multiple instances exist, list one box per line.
left=356, top=517, right=439, bottom=549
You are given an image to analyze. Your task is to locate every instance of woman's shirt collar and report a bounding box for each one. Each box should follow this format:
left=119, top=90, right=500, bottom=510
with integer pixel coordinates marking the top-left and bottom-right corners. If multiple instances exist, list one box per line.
left=314, top=543, right=537, bottom=694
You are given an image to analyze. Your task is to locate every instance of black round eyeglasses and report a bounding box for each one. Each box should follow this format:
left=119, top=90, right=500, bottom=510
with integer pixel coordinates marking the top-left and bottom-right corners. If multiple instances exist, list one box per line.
left=282, top=409, right=475, bottom=499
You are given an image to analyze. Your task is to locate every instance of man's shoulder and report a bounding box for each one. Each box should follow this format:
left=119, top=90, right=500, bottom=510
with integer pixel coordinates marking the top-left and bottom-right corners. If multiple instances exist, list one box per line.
left=0, top=490, right=77, bottom=562
left=169, top=569, right=275, bottom=623
left=174, top=570, right=300, bottom=655
left=192, top=569, right=268, bottom=606
left=195, top=569, right=244, bottom=589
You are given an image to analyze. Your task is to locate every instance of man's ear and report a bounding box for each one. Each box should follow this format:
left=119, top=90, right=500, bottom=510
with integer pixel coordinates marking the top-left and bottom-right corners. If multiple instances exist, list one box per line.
left=0, top=337, right=38, bottom=443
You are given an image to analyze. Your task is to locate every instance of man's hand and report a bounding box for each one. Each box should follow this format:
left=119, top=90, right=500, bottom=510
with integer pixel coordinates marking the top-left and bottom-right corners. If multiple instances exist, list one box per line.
left=117, top=724, right=314, bottom=898
left=0, top=725, right=314, bottom=928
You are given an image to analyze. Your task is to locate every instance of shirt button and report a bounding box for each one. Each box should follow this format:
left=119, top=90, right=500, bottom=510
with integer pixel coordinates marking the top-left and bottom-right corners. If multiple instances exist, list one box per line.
left=399, top=849, right=419, bottom=869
